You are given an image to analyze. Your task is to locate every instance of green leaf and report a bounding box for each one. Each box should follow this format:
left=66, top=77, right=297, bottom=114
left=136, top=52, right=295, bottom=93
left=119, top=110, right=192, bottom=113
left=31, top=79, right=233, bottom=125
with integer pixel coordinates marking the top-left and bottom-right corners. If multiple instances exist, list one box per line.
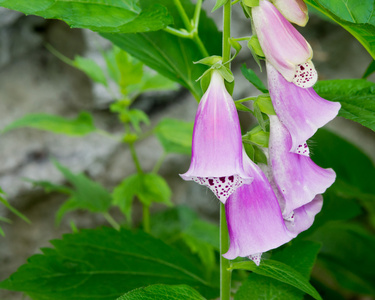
left=243, top=125, right=269, bottom=148
left=113, top=173, right=172, bottom=221
left=0, top=188, right=30, bottom=224
left=117, top=284, right=206, bottom=300
left=101, top=0, right=222, bottom=99
left=235, top=241, right=321, bottom=300
left=53, top=160, right=112, bottom=223
left=241, top=64, right=268, bottom=93
left=211, top=0, right=227, bottom=12
left=255, top=95, right=276, bottom=115
left=2, top=111, right=96, bottom=136
left=25, top=179, right=72, bottom=195
left=125, top=109, right=150, bottom=133
left=0, top=227, right=219, bottom=299
left=362, top=59, right=375, bottom=78
left=235, top=102, right=253, bottom=113
left=231, top=259, right=322, bottom=300
left=155, top=118, right=194, bottom=155
left=73, top=56, right=108, bottom=86
left=314, top=79, right=375, bottom=131
left=308, top=222, right=375, bottom=295
left=304, top=0, right=375, bottom=59
left=0, top=0, right=172, bottom=33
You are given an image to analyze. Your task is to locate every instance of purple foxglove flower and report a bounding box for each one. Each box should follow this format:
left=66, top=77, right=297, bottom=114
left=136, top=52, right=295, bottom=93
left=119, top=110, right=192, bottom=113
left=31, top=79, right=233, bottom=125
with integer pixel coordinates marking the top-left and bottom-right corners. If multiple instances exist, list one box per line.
left=267, top=62, right=341, bottom=153
left=223, top=150, right=295, bottom=264
left=268, top=115, right=336, bottom=217
left=180, top=71, right=252, bottom=203
left=252, top=0, right=317, bottom=88
left=272, top=0, right=309, bottom=27
left=284, top=195, right=323, bottom=234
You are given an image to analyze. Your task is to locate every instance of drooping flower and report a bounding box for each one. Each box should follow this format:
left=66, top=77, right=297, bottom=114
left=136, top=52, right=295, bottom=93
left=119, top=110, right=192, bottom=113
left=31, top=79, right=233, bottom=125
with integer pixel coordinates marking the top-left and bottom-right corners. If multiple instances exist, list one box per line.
left=268, top=115, right=336, bottom=217
left=267, top=62, right=341, bottom=153
left=252, top=0, right=317, bottom=88
left=223, top=150, right=295, bottom=265
left=180, top=71, right=252, bottom=203
left=271, top=0, right=309, bottom=27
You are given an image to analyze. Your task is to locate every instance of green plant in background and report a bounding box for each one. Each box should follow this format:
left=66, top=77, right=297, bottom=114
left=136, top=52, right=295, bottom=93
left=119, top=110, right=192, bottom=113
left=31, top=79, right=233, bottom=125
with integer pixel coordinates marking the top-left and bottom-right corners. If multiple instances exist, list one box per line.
left=0, top=0, right=374, bottom=299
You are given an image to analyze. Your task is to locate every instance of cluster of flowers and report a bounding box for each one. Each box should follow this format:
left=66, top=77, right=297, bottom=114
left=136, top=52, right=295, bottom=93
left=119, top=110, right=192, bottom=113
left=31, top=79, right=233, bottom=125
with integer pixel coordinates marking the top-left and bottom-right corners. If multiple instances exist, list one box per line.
left=181, top=0, right=341, bottom=265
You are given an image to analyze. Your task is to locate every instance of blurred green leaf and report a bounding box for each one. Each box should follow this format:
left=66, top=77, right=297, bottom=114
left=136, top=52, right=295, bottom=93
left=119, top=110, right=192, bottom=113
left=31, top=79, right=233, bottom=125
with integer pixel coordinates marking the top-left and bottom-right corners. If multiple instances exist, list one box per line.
left=231, top=259, right=322, bottom=300
left=117, top=284, right=206, bottom=300
left=211, top=0, right=227, bottom=12
left=73, top=56, right=108, bottom=86
left=308, top=222, right=375, bottom=295
left=241, top=64, right=268, bottom=93
left=25, top=179, right=72, bottom=195
left=125, top=109, right=150, bottom=133
left=314, top=79, right=375, bottom=131
left=304, top=0, right=375, bottom=59
left=0, top=227, right=219, bottom=299
left=113, top=173, right=172, bottom=221
left=101, top=0, right=222, bottom=99
left=53, top=160, right=112, bottom=224
left=362, top=60, right=375, bottom=78
left=235, top=241, right=321, bottom=300
left=155, top=118, right=194, bottom=155
left=0, top=0, right=172, bottom=33
left=2, top=111, right=96, bottom=136
left=0, top=188, right=30, bottom=225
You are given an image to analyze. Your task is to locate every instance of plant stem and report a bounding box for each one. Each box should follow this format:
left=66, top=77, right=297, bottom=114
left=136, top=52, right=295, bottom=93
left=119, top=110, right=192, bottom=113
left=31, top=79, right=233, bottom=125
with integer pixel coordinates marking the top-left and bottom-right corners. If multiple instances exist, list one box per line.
left=129, top=143, right=143, bottom=174
left=152, top=153, right=166, bottom=174
left=103, top=212, right=120, bottom=230
left=220, top=1, right=232, bottom=300
left=220, top=203, right=231, bottom=300
left=143, top=204, right=150, bottom=233
left=173, top=0, right=193, bottom=31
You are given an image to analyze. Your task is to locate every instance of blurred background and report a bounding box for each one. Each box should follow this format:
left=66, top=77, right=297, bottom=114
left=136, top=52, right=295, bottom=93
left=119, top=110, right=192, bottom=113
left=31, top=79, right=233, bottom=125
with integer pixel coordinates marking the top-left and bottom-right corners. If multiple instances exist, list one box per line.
left=0, top=3, right=374, bottom=300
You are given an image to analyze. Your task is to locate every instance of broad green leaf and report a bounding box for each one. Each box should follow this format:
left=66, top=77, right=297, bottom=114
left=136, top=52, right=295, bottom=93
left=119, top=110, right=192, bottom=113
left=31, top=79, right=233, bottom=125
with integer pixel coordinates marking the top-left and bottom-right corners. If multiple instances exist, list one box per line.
left=113, top=173, right=172, bottom=221
left=231, top=259, right=322, bottom=300
left=0, top=227, right=219, bottom=299
left=53, top=160, right=112, bottom=223
left=0, top=0, right=172, bottom=33
left=101, top=0, right=222, bottom=99
left=117, top=284, right=206, bottom=300
left=241, top=64, right=268, bottom=93
left=308, top=222, right=375, bottom=295
left=235, top=102, right=253, bottom=113
left=155, top=118, right=194, bottom=155
left=362, top=59, right=375, bottom=78
left=304, top=0, right=375, bottom=58
left=73, top=56, right=108, bottom=86
left=2, top=111, right=96, bottom=136
left=243, top=126, right=269, bottom=148
left=235, top=241, right=321, bottom=300
left=314, top=79, right=375, bottom=131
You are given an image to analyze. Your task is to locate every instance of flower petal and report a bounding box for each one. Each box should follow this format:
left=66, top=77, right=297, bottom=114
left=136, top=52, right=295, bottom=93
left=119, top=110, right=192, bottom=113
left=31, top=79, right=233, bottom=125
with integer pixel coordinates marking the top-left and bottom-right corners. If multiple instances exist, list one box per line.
left=267, top=62, right=341, bottom=153
left=268, top=115, right=336, bottom=217
left=272, top=0, right=309, bottom=27
left=284, top=195, right=323, bottom=234
left=180, top=71, right=251, bottom=203
left=252, top=0, right=314, bottom=83
left=224, top=151, right=294, bottom=260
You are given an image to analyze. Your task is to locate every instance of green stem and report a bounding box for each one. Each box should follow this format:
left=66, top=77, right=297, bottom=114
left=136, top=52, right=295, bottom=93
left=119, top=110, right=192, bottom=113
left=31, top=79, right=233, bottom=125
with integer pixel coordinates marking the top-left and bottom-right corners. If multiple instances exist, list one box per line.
left=163, top=26, right=192, bottom=38
left=129, top=143, right=143, bottom=174
left=103, top=212, right=120, bottom=230
left=220, top=203, right=231, bottom=300
left=173, top=0, right=193, bottom=31
left=143, top=204, right=150, bottom=233
left=193, top=0, right=203, bottom=30
left=193, top=35, right=210, bottom=57
left=220, top=2, right=232, bottom=300
left=152, top=153, right=166, bottom=174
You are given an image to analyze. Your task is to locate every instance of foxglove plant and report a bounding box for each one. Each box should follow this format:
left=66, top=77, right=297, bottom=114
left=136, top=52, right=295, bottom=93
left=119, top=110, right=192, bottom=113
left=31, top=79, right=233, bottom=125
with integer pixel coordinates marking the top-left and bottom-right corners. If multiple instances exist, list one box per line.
left=252, top=0, right=317, bottom=88
left=271, top=0, right=308, bottom=26
left=180, top=71, right=252, bottom=203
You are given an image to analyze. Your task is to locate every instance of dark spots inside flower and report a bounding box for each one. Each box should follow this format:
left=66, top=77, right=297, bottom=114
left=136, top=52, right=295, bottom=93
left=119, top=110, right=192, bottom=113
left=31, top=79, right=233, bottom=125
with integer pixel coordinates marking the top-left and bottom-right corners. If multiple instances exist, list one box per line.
left=229, top=175, right=234, bottom=182
left=300, top=65, right=305, bottom=70
left=208, top=179, right=214, bottom=186
left=220, top=177, right=226, bottom=183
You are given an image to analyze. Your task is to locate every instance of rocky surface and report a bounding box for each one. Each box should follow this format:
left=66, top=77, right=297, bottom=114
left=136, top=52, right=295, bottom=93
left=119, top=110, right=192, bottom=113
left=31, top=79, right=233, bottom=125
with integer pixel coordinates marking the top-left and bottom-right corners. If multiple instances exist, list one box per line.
left=0, top=5, right=374, bottom=300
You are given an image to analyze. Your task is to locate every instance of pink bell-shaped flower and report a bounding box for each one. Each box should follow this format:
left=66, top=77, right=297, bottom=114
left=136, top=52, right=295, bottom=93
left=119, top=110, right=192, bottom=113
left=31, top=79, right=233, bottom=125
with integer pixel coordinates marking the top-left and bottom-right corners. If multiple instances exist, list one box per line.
left=252, top=0, right=317, bottom=88
left=223, top=150, right=295, bottom=265
left=268, top=115, right=336, bottom=217
left=272, top=0, right=309, bottom=27
left=180, top=71, right=252, bottom=203
left=267, top=62, right=341, bottom=153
